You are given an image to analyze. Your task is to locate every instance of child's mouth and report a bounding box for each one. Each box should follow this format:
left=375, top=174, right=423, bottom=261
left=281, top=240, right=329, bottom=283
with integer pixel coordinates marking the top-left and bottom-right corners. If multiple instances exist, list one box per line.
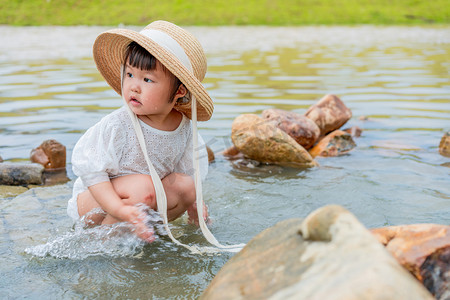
left=130, top=97, right=141, bottom=105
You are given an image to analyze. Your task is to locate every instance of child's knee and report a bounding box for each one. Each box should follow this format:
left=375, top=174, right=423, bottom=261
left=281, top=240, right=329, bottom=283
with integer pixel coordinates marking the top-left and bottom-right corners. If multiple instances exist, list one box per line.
left=135, top=189, right=156, bottom=208
left=112, top=174, right=157, bottom=209
left=178, top=175, right=196, bottom=206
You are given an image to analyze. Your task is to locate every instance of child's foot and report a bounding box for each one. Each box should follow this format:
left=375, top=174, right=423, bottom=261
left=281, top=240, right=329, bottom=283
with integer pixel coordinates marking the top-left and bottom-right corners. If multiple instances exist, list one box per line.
left=187, top=202, right=210, bottom=226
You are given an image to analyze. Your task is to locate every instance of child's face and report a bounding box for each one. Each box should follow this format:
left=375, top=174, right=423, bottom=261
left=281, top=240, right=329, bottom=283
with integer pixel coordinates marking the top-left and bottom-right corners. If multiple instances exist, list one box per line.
left=123, top=62, right=185, bottom=121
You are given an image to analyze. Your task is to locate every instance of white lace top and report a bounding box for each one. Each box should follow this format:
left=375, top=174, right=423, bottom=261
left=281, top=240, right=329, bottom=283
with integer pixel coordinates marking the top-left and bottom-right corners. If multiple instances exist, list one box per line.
left=67, top=106, right=208, bottom=220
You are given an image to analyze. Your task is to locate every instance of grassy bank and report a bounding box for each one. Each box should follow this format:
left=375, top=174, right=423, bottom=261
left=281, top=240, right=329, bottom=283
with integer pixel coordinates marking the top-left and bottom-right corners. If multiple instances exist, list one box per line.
left=1, top=0, right=448, bottom=26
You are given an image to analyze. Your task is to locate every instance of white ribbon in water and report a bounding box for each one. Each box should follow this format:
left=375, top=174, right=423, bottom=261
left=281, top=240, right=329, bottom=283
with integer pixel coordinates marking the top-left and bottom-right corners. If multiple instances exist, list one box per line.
left=120, top=27, right=245, bottom=254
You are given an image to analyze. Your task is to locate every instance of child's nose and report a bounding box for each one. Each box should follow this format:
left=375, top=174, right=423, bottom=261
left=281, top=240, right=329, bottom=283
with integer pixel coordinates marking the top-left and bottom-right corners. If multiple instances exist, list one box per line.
left=131, top=81, right=141, bottom=93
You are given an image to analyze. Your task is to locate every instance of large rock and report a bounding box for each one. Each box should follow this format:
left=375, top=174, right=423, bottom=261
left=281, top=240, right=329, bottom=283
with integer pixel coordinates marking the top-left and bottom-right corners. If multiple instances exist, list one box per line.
left=371, top=224, right=450, bottom=299
left=305, top=94, right=352, bottom=137
left=261, top=108, right=320, bottom=149
left=231, top=114, right=317, bottom=168
left=201, top=205, right=433, bottom=300
left=0, top=163, right=44, bottom=185
left=309, top=130, right=356, bottom=157
left=439, top=132, right=450, bottom=157
left=30, top=139, right=66, bottom=170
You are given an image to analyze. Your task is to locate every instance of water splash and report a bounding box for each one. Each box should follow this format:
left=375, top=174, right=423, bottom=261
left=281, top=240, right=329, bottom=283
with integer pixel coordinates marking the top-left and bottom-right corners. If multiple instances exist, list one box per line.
left=25, top=205, right=167, bottom=260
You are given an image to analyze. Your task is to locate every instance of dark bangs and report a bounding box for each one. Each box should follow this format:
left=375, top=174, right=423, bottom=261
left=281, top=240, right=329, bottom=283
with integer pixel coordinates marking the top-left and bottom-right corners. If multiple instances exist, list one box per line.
left=125, top=41, right=157, bottom=71
left=124, top=41, right=183, bottom=102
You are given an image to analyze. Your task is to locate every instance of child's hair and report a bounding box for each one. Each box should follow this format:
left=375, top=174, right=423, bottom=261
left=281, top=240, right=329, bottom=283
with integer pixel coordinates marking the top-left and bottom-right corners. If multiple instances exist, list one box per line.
left=124, top=42, right=183, bottom=103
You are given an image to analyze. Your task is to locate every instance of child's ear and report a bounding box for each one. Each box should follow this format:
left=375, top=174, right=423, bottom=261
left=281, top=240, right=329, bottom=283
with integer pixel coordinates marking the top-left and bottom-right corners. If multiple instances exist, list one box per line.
left=174, top=84, right=187, bottom=101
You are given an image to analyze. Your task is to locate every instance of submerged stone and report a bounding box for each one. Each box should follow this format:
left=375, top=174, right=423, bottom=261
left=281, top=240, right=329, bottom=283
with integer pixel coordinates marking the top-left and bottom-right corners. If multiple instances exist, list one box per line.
left=261, top=108, right=320, bottom=149
left=439, top=132, right=450, bottom=158
left=222, top=145, right=244, bottom=160
left=206, top=146, right=215, bottom=163
left=305, top=94, right=352, bottom=137
left=201, top=205, right=433, bottom=300
left=0, top=185, right=29, bottom=198
left=343, top=126, right=363, bottom=138
left=231, top=114, right=317, bottom=168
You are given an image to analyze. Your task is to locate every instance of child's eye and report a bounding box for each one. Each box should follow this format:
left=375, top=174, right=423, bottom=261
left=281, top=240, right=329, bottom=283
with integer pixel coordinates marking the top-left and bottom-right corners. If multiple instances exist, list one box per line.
left=144, top=78, right=153, bottom=83
left=127, top=72, right=133, bottom=78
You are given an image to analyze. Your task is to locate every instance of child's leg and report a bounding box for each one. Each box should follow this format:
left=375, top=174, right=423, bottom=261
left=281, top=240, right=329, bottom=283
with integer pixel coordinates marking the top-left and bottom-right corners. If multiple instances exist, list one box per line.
left=77, top=174, right=157, bottom=225
left=162, top=173, right=209, bottom=225
left=77, top=173, right=201, bottom=225
left=162, top=172, right=197, bottom=221
left=109, top=173, right=199, bottom=223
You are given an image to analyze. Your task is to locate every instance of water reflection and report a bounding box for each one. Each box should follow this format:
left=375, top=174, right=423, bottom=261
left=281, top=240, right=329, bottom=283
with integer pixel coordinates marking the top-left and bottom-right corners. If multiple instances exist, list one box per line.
left=0, top=26, right=449, bottom=299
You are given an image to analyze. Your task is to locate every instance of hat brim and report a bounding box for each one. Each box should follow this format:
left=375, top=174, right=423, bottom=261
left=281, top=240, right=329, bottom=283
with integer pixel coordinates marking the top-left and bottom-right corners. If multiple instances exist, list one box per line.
left=93, top=29, right=214, bottom=121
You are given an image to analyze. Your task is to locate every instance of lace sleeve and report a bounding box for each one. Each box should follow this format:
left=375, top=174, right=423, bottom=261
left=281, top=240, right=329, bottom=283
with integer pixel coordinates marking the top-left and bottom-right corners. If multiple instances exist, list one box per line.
left=174, top=130, right=209, bottom=182
left=72, top=117, right=126, bottom=187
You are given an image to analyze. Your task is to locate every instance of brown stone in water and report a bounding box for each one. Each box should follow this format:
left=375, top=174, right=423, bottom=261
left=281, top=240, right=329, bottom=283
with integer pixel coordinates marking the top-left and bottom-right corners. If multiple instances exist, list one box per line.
left=231, top=114, right=317, bottom=168
left=30, top=139, right=66, bottom=170
left=439, top=132, right=450, bottom=158
left=309, top=130, right=356, bottom=157
left=371, top=224, right=450, bottom=282
left=222, top=145, right=244, bottom=160
left=261, top=108, right=320, bottom=149
left=206, top=146, right=215, bottom=163
left=343, top=126, right=363, bottom=138
left=305, top=94, right=352, bottom=137
left=0, top=155, right=3, bottom=163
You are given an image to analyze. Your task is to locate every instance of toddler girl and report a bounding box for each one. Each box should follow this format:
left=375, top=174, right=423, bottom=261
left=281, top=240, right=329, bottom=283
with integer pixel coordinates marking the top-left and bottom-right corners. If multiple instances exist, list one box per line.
left=67, top=21, right=213, bottom=244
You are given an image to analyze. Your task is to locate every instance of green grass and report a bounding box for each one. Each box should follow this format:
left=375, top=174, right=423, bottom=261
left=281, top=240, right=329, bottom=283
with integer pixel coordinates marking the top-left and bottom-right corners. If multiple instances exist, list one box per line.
left=1, top=0, right=448, bottom=26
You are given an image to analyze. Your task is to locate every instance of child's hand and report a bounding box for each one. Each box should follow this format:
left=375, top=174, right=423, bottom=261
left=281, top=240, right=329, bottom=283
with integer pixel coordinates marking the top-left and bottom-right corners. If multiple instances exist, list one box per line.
left=187, top=202, right=210, bottom=226
left=119, top=205, right=155, bottom=242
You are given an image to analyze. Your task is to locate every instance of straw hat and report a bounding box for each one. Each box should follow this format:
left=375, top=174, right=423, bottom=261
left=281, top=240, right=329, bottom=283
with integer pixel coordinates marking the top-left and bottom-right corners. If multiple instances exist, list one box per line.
left=93, top=20, right=214, bottom=121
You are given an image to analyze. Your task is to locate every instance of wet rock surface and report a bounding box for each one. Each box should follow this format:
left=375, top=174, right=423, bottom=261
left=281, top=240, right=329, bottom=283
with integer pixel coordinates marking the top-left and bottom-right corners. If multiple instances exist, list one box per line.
left=309, top=130, right=356, bottom=157
left=201, top=205, right=433, bottom=300
left=231, top=114, right=317, bottom=168
left=305, top=94, right=352, bottom=137
left=1, top=183, right=73, bottom=256
left=262, top=108, right=320, bottom=149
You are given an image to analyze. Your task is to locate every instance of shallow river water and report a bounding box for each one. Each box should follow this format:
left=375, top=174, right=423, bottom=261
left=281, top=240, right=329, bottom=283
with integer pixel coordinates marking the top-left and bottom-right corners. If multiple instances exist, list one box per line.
left=0, top=25, right=449, bottom=299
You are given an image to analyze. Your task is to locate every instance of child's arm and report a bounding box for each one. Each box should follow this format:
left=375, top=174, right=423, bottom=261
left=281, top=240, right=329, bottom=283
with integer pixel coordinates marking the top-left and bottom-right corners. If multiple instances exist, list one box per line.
left=88, top=181, right=154, bottom=242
